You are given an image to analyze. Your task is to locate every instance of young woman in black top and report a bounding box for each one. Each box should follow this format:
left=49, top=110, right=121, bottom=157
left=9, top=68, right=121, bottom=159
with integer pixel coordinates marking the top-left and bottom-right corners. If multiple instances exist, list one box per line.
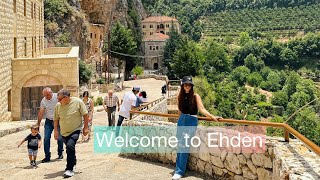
left=172, top=76, right=220, bottom=180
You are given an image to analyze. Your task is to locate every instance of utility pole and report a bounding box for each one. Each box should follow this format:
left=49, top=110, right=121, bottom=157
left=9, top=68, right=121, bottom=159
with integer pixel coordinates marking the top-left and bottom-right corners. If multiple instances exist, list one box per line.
left=106, top=0, right=115, bottom=84
left=104, top=53, right=107, bottom=82
left=107, top=30, right=111, bottom=84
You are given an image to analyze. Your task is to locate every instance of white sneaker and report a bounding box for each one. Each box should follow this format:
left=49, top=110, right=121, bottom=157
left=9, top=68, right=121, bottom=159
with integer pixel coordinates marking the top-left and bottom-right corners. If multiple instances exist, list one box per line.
left=64, top=170, right=74, bottom=177
left=172, top=173, right=182, bottom=180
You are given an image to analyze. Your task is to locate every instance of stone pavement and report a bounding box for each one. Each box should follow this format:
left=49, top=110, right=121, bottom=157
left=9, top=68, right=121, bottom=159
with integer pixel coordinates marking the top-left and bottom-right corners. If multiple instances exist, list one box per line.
left=0, top=78, right=206, bottom=180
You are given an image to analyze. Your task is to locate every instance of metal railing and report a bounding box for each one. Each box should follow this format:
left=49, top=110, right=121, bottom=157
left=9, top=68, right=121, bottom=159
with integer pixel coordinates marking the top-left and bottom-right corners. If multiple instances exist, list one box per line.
left=130, top=96, right=166, bottom=119
left=129, top=97, right=320, bottom=156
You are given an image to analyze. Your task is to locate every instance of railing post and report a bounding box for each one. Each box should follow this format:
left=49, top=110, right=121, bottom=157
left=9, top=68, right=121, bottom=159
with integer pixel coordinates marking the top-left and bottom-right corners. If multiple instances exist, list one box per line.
left=284, top=128, right=289, bottom=142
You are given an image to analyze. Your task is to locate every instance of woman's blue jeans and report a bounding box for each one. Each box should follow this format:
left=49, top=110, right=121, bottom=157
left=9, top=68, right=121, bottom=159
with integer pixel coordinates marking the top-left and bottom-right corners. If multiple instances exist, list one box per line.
left=175, top=113, right=198, bottom=176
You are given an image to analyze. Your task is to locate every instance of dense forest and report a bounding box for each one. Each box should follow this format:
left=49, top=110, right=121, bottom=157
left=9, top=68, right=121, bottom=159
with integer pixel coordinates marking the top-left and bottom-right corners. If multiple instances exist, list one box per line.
left=143, top=0, right=320, bottom=145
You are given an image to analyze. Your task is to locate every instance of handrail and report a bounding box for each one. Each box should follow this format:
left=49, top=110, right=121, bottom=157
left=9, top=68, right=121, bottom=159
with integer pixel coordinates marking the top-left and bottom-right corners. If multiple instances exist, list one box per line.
left=129, top=110, right=320, bottom=156
left=131, top=96, right=166, bottom=112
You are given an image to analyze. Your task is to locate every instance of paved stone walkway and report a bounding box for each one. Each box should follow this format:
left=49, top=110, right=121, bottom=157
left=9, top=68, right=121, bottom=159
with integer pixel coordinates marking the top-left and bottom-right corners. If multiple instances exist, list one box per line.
left=0, top=79, right=206, bottom=180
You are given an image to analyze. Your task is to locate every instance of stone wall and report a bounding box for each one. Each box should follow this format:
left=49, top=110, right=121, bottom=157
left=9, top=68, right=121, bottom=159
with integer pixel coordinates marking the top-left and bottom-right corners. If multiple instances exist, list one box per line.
left=137, top=74, right=168, bottom=83
left=122, top=120, right=274, bottom=180
left=11, top=47, right=80, bottom=120
left=119, top=81, right=319, bottom=180
left=123, top=112, right=320, bottom=179
left=0, top=0, right=44, bottom=121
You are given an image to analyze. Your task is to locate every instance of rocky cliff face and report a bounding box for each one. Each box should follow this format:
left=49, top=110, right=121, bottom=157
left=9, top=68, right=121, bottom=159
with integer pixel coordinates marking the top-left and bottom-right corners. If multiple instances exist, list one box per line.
left=80, top=0, right=147, bottom=28
left=44, top=0, right=146, bottom=60
left=44, top=0, right=90, bottom=60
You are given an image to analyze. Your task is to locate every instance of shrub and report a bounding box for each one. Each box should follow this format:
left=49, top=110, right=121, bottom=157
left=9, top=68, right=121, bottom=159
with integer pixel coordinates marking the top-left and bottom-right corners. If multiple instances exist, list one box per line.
left=96, top=78, right=105, bottom=84
left=131, top=66, right=144, bottom=76
left=95, top=97, right=103, bottom=106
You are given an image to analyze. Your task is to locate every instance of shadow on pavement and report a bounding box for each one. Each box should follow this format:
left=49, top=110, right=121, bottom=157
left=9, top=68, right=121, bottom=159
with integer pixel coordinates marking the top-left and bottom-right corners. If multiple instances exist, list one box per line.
left=118, top=155, right=211, bottom=179
left=43, top=170, right=65, bottom=179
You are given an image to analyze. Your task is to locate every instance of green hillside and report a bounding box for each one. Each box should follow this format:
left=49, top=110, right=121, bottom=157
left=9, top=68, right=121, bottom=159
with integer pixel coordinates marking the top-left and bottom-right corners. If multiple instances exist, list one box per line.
left=143, top=0, right=320, bottom=41
left=202, top=3, right=320, bottom=38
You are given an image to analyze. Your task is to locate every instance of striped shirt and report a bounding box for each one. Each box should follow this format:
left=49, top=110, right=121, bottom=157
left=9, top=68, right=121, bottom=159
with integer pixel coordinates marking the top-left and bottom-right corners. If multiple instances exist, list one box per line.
left=104, top=94, right=119, bottom=107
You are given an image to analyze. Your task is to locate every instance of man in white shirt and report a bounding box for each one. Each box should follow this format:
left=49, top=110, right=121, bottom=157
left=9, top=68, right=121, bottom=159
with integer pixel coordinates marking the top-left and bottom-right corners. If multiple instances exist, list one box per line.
left=37, top=87, right=63, bottom=162
left=115, top=87, right=140, bottom=136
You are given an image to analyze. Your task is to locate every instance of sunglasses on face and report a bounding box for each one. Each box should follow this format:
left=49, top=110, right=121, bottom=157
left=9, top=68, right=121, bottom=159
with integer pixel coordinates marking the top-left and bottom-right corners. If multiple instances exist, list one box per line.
left=58, top=96, right=67, bottom=100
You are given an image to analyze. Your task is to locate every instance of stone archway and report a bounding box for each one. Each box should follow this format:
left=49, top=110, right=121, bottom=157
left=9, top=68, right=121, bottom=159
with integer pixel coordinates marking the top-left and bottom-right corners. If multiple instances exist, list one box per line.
left=153, top=63, right=159, bottom=70
left=12, top=70, right=67, bottom=120
left=21, top=75, right=63, bottom=120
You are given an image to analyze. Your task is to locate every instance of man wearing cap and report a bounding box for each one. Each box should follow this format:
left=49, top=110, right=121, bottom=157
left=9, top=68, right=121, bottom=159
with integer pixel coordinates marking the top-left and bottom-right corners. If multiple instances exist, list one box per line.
left=115, top=87, right=140, bottom=136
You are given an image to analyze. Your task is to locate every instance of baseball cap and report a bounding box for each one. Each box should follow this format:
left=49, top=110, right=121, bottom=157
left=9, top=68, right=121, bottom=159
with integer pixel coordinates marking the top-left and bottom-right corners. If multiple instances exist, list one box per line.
left=133, top=86, right=140, bottom=91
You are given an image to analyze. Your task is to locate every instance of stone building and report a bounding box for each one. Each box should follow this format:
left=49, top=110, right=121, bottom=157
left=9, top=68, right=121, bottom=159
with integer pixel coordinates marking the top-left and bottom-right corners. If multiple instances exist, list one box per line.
left=142, top=33, right=169, bottom=70
left=88, top=23, right=104, bottom=61
left=141, top=16, right=180, bottom=70
left=87, top=23, right=105, bottom=75
left=141, top=16, right=180, bottom=37
left=0, top=0, right=79, bottom=121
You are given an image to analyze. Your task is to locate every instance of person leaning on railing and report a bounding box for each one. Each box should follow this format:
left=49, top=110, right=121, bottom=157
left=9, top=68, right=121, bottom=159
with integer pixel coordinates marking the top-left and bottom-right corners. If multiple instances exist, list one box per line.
left=172, top=76, right=221, bottom=180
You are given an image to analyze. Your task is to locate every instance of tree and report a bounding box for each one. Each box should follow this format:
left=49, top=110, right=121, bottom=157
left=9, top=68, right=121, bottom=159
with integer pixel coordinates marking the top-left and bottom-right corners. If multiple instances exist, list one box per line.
left=105, top=22, right=137, bottom=80
left=283, top=72, right=300, bottom=97
left=131, top=66, right=144, bottom=76
left=290, top=91, right=311, bottom=107
left=163, top=27, right=183, bottom=79
left=79, top=60, right=92, bottom=84
left=247, top=72, right=263, bottom=87
left=44, top=0, right=69, bottom=21
left=244, top=53, right=265, bottom=71
left=280, top=48, right=298, bottom=67
left=230, top=66, right=250, bottom=86
left=271, top=91, right=289, bottom=107
left=171, top=38, right=204, bottom=78
left=239, top=32, right=252, bottom=46
left=260, top=66, right=272, bottom=80
left=260, top=71, right=281, bottom=92
left=291, top=109, right=320, bottom=146
left=193, top=76, right=216, bottom=113
left=296, top=79, right=317, bottom=101
left=203, top=39, right=231, bottom=73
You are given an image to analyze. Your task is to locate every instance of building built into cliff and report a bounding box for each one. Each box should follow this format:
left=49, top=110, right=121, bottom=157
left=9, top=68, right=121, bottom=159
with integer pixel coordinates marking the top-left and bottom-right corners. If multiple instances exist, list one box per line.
left=87, top=23, right=104, bottom=75
left=141, top=16, right=180, bottom=70
left=0, top=0, right=80, bottom=121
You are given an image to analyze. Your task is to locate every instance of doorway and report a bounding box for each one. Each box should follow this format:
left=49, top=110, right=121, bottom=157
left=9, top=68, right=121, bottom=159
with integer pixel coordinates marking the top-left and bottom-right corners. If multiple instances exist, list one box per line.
left=21, top=85, right=62, bottom=120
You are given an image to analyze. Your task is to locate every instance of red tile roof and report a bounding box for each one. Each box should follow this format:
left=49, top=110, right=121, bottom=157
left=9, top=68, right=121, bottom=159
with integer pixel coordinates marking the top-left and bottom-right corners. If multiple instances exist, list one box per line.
left=142, top=16, right=178, bottom=23
left=143, top=33, right=170, bottom=41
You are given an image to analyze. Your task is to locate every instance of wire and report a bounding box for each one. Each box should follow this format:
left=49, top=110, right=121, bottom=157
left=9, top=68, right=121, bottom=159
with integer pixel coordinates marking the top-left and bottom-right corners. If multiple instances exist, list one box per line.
left=270, top=97, right=319, bottom=137
left=107, top=50, right=163, bottom=58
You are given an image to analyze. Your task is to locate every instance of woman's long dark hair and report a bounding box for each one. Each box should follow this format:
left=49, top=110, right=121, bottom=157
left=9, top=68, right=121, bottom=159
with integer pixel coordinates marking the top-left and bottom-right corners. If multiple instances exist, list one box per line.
left=141, top=91, right=147, bottom=98
left=178, top=85, right=196, bottom=112
left=83, top=91, right=89, bottom=97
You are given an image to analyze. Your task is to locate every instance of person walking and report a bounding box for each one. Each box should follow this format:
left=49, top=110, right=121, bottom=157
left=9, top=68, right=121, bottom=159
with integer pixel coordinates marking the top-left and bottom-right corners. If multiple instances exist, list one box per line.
left=172, top=76, right=220, bottom=180
left=81, top=91, right=94, bottom=142
left=103, top=90, right=120, bottom=127
left=18, top=125, right=42, bottom=167
left=37, top=87, right=63, bottom=162
left=115, top=87, right=140, bottom=136
left=54, top=89, right=89, bottom=178
left=136, top=91, right=148, bottom=107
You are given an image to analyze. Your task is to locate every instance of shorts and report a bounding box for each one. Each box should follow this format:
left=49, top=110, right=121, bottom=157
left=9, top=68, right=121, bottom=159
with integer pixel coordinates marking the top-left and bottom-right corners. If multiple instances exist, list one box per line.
left=28, top=149, right=38, bottom=156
